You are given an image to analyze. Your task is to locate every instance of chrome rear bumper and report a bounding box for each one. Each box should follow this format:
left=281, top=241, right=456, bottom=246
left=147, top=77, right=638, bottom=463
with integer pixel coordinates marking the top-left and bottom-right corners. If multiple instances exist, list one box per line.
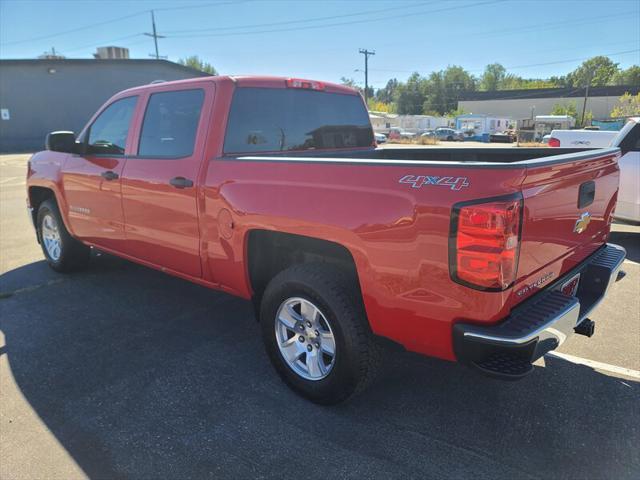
left=453, top=243, right=626, bottom=379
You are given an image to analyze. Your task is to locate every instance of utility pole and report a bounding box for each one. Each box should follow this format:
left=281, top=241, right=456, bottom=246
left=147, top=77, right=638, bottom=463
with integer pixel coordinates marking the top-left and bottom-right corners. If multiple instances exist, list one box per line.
left=580, top=71, right=593, bottom=127
left=144, top=10, right=166, bottom=59
left=359, top=48, right=375, bottom=104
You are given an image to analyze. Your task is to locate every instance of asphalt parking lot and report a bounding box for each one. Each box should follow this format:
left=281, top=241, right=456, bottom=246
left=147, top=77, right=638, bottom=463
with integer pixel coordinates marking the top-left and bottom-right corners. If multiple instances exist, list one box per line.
left=1, top=153, right=639, bottom=479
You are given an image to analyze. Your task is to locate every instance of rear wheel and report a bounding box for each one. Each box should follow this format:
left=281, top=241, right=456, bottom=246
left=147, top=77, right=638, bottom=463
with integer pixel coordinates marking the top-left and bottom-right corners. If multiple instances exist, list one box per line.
left=260, top=263, right=381, bottom=404
left=37, top=200, right=90, bottom=272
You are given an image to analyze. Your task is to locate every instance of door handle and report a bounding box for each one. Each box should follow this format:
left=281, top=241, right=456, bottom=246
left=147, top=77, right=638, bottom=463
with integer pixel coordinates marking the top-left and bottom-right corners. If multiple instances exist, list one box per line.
left=169, top=177, right=194, bottom=189
left=101, top=170, right=119, bottom=181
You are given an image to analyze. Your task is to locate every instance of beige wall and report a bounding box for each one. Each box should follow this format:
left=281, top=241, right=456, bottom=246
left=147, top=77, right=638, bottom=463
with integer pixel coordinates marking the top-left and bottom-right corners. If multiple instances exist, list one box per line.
left=458, top=95, right=622, bottom=120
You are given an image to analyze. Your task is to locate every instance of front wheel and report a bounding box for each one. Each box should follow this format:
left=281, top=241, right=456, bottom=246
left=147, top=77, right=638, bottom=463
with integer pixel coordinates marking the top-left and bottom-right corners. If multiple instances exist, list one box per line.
left=260, top=263, right=381, bottom=404
left=37, top=200, right=90, bottom=272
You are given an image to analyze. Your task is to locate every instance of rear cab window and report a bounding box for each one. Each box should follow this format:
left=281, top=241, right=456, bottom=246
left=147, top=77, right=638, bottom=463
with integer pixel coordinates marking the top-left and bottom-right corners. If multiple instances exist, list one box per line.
left=223, top=87, right=373, bottom=154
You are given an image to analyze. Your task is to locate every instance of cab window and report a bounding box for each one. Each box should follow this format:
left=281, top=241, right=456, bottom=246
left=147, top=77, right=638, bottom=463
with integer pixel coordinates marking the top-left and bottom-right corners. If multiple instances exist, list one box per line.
left=138, top=89, right=205, bottom=158
left=87, top=96, right=137, bottom=155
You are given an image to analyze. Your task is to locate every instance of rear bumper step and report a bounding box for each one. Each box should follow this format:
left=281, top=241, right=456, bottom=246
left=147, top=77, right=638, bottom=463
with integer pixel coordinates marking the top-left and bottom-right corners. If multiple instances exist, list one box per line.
left=453, top=243, right=626, bottom=380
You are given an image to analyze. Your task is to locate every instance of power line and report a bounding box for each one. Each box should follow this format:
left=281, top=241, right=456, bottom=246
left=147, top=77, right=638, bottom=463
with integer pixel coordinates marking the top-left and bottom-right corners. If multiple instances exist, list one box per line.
left=168, top=0, right=508, bottom=38
left=367, top=49, right=640, bottom=78
left=0, top=1, right=249, bottom=47
left=1, top=11, right=148, bottom=46
left=162, top=1, right=437, bottom=34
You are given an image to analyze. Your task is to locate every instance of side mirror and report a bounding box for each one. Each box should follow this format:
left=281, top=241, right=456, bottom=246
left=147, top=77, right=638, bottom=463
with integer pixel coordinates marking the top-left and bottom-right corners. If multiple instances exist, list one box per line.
left=45, top=131, right=77, bottom=153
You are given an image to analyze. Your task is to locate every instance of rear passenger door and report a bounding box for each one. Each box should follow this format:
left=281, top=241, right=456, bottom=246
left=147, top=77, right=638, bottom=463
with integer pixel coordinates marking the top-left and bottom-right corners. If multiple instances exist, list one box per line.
left=120, top=84, right=212, bottom=278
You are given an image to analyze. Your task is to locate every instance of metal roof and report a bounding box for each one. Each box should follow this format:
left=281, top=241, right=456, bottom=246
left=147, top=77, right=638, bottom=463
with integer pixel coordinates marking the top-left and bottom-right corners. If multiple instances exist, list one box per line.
left=0, top=58, right=212, bottom=77
left=458, top=85, right=640, bottom=101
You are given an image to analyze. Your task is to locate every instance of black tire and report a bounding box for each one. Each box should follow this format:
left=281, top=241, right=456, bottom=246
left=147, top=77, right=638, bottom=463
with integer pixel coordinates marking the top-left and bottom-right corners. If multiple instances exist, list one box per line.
left=447, top=135, right=453, bottom=141
left=37, top=199, right=90, bottom=272
left=260, top=263, right=382, bottom=404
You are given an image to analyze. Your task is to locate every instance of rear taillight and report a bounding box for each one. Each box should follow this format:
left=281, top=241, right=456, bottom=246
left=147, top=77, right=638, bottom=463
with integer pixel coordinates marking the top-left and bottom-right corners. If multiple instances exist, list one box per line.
left=449, top=195, right=523, bottom=291
left=285, top=78, right=325, bottom=91
left=548, top=137, right=560, bottom=147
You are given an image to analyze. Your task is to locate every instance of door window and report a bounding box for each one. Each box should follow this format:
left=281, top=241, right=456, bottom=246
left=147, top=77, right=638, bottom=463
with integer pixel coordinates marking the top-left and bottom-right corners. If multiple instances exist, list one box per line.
left=138, top=89, right=205, bottom=157
left=87, top=96, right=137, bottom=155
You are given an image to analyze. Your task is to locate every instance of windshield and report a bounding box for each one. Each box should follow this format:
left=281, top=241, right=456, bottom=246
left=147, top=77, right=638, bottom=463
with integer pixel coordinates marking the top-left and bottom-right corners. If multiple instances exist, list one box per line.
left=223, top=87, right=373, bottom=154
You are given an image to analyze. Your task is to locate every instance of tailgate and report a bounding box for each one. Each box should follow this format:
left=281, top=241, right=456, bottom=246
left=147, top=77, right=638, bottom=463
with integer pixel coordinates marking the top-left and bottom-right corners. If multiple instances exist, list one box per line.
left=510, top=148, right=620, bottom=304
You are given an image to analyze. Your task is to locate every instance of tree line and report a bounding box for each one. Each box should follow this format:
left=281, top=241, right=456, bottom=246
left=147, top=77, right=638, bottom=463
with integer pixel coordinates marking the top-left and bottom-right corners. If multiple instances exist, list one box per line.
left=342, top=56, right=639, bottom=116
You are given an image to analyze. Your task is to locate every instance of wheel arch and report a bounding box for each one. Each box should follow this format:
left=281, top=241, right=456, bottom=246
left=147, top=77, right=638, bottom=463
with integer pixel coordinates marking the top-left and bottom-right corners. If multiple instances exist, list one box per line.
left=245, top=230, right=364, bottom=314
left=28, top=184, right=76, bottom=238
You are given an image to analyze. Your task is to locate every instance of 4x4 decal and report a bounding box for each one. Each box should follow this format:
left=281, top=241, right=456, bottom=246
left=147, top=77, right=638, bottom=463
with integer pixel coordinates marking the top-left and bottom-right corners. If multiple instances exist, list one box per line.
left=399, top=175, right=470, bottom=191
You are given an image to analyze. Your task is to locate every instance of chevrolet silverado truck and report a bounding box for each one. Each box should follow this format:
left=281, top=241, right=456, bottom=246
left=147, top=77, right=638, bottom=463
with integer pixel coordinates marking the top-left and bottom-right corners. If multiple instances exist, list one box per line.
left=27, top=76, right=626, bottom=404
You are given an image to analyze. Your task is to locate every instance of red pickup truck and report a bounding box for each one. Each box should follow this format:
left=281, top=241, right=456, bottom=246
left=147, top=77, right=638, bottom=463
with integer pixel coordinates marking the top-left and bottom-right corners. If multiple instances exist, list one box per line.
left=27, top=76, right=626, bottom=404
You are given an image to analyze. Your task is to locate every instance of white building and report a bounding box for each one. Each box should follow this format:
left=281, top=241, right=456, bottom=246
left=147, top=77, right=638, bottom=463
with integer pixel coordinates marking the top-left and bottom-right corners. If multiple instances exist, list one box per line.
left=369, top=112, right=451, bottom=133
left=455, top=114, right=512, bottom=141
left=397, top=115, right=449, bottom=132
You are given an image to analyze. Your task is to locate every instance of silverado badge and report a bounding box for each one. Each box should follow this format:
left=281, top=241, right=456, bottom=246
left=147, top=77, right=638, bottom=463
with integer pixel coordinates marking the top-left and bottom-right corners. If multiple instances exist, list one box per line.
left=574, top=212, right=591, bottom=234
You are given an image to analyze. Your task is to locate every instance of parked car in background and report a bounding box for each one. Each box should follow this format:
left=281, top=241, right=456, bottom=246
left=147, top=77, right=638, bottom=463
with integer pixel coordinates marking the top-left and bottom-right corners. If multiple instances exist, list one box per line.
left=388, top=128, right=417, bottom=140
left=611, top=118, right=640, bottom=223
left=547, top=129, right=618, bottom=148
left=489, top=130, right=516, bottom=143
left=28, top=75, right=626, bottom=404
left=374, top=132, right=387, bottom=144
left=420, top=130, right=436, bottom=138
left=434, top=127, right=464, bottom=141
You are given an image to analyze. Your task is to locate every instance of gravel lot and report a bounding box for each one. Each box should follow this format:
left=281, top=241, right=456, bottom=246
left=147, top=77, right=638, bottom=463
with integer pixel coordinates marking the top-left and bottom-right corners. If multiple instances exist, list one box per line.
left=1, top=153, right=639, bottom=480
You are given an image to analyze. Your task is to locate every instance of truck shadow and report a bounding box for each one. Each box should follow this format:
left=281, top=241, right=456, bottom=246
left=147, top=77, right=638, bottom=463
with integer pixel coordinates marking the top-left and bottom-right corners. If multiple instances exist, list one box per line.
left=609, top=229, right=640, bottom=263
left=1, top=255, right=638, bottom=479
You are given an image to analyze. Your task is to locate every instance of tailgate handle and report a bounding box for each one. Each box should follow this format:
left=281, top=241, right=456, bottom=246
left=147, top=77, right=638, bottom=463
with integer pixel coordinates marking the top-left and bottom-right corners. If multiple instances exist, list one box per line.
left=578, top=181, right=595, bottom=209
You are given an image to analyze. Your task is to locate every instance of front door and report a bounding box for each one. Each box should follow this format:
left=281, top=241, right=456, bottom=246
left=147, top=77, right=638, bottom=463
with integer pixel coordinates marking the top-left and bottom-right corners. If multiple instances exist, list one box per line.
left=61, top=95, right=138, bottom=251
left=120, top=85, right=211, bottom=278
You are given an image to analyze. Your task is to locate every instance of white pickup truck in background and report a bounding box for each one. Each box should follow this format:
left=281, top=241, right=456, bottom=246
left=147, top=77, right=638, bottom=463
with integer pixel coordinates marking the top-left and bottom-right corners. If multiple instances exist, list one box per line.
left=547, top=129, right=619, bottom=148
left=611, top=118, right=640, bottom=224
left=548, top=120, right=639, bottom=224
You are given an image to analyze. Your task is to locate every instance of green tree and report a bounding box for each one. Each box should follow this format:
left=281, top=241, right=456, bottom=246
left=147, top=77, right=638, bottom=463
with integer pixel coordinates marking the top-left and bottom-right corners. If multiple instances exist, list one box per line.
left=375, top=78, right=399, bottom=103
left=367, top=99, right=396, bottom=113
left=178, top=55, right=217, bottom=75
left=501, top=74, right=562, bottom=90
left=396, top=72, right=428, bottom=115
left=340, top=77, right=358, bottom=88
left=480, top=63, right=506, bottom=90
left=611, top=66, right=640, bottom=86
left=566, top=56, right=619, bottom=87
left=340, top=77, right=373, bottom=99
left=446, top=106, right=467, bottom=117
left=610, top=92, right=640, bottom=117
left=424, top=66, right=476, bottom=115
left=550, top=101, right=578, bottom=117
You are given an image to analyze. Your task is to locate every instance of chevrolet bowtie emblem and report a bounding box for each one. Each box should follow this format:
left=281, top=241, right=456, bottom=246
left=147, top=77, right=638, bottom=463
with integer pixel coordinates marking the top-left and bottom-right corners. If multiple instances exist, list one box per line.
left=574, top=212, right=591, bottom=234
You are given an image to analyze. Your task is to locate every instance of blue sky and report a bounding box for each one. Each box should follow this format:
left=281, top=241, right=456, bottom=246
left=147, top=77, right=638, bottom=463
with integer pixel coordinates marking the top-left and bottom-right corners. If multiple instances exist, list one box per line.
left=1, top=0, right=638, bottom=88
